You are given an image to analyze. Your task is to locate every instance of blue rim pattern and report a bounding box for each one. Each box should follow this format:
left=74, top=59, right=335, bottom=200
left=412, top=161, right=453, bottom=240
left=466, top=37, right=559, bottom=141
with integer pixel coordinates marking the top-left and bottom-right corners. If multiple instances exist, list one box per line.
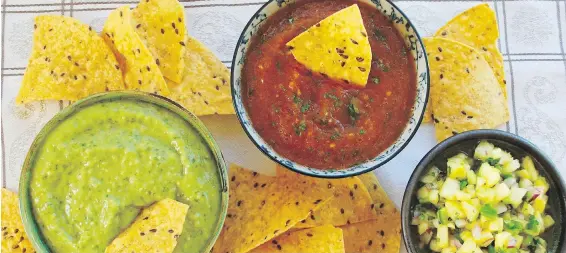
left=230, top=0, right=430, bottom=178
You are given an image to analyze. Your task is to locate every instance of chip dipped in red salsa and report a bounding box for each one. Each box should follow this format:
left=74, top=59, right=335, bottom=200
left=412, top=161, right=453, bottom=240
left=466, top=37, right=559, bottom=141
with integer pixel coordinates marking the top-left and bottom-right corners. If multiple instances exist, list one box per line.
left=242, top=0, right=417, bottom=169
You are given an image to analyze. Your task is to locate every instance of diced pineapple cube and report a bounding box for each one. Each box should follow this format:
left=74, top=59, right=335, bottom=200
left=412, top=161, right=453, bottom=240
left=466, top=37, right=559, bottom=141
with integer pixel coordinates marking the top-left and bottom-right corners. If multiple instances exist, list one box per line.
left=519, top=178, right=533, bottom=188
left=467, top=170, right=477, bottom=185
left=445, top=200, right=465, bottom=220
left=476, top=232, right=494, bottom=247
left=494, top=183, right=511, bottom=202
left=494, top=231, right=512, bottom=249
left=456, top=191, right=473, bottom=201
left=516, top=169, right=531, bottom=180
left=457, top=240, right=477, bottom=253
left=521, top=203, right=535, bottom=216
left=455, top=219, right=468, bottom=228
left=448, top=153, right=471, bottom=180
left=460, top=231, right=473, bottom=242
left=501, top=156, right=520, bottom=175
left=476, top=187, right=496, bottom=204
left=534, top=177, right=549, bottom=194
left=522, top=156, right=539, bottom=181
left=487, top=218, right=504, bottom=232
left=476, top=177, right=486, bottom=189
left=474, top=141, right=495, bottom=161
left=440, top=178, right=461, bottom=200
left=478, top=163, right=501, bottom=187
left=461, top=201, right=480, bottom=222
left=504, top=187, right=528, bottom=208
left=418, top=186, right=431, bottom=203
left=543, top=215, right=555, bottom=230
left=437, top=225, right=449, bottom=248
left=430, top=239, right=442, bottom=252
left=418, top=223, right=430, bottom=235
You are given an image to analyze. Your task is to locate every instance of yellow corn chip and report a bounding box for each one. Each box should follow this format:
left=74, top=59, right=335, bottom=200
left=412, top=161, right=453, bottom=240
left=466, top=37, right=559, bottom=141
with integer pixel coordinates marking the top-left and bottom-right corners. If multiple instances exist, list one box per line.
left=423, top=105, right=432, bottom=123
left=340, top=215, right=401, bottom=253
left=105, top=199, right=188, bottom=253
left=102, top=6, right=169, bottom=95
left=424, top=37, right=508, bottom=141
left=2, top=189, right=36, bottom=253
left=166, top=36, right=234, bottom=115
left=435, top=4, right=505, bottom=98
left=17, top=16, right=123, bottom=104
left=212, top=165, right=333, bottom=253
left=276, top=166, right=377, bottom=228
left=132, top=0, right=186, bottom=83
left=286, top=4, right=372, bottom=87
left=357, top=172, right=398, bottom=216
left=249, top=225, right=345, bottom=253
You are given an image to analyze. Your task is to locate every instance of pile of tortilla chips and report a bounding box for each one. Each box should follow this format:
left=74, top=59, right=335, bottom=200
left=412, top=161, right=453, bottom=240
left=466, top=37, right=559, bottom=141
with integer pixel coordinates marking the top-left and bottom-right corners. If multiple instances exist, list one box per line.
left=17, top=0, right=234, bottom=116
left=212, top=164, right=401, bottom=253
left=422, top=4, right=509, bottom=141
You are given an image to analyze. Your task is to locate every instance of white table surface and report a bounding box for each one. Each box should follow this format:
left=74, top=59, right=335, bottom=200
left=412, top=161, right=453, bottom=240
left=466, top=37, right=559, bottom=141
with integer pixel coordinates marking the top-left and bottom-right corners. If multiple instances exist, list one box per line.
left=2, top=1, right=566, bottom=252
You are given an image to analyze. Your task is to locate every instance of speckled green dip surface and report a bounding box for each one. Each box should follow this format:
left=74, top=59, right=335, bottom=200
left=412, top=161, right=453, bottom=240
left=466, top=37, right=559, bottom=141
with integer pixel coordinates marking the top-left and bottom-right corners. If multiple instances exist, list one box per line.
left=29, top=99, right=222, bottom=253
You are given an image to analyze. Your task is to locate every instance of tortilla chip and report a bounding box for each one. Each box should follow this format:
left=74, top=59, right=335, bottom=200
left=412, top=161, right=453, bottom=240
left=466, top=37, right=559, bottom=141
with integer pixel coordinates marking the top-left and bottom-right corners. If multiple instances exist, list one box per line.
left=102, top=6, right=169, bottom=95
left=132, top=0, right=186, bottom=83
left=166, top=36, right=234, bottom=115
left=249, top=225, right=345, bottom=253
left=286, top=4, right=372, bottom=87
left=340, top=215, right=401, bottom=253
left=276, top=166, right=377, bottom=228
left=16, top=16, right=123, bottom=104
left=435, top=4, right=505, bottom=99
left=2, top=189, right=36, bottom=253
left=212, top=165, right=333, bottom=253
left=423, top=105, right=432, bottom=123
left=424, top=37, right=509, bottom=141
left=105, top=199, right=188, bottom=253
left=357, top=172, right=398, bottom=216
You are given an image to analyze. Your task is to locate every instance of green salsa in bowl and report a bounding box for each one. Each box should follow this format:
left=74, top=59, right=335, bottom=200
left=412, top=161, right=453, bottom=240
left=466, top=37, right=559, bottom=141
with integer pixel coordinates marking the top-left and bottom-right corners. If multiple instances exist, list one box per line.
left=19, top=91, right=228, bottom=253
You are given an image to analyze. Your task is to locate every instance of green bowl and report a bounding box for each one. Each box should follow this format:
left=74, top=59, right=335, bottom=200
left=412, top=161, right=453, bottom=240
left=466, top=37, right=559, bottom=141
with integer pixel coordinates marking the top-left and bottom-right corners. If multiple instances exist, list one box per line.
left=18, top=91, right=229, bottom=253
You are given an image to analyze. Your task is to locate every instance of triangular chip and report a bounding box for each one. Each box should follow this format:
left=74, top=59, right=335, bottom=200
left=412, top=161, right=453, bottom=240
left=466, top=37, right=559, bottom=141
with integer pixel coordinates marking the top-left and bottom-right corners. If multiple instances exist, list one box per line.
left=166, top=36, right=234, bottom=115
left=357, top=172, right=398, bottom=216
left=2, top=189, right=36, bottom=253
left=249, top=225, right=345, bottom=253
left=17, top=16, right=123, bottom=104
left=102, top=6, right=169, bottom=95
left=132, top=0, right=186, bottom=83
left=340, top=215, right=401, bottom=253
left=435, top=4, right=505, bottom=98
left=276, top=166, right=377, bottom=228
left=286, top=4, right=372, bottom=87
left=105, top=199, right=188, bottom=253
left=424, top=37, right=509, bottom=141
left=212, top=165, right=333, bottom=253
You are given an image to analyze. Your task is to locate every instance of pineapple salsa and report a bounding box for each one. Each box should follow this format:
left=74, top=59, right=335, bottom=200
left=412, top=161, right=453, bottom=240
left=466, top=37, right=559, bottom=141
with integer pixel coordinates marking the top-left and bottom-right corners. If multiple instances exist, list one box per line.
left=412, top=141, right=555, bottom=253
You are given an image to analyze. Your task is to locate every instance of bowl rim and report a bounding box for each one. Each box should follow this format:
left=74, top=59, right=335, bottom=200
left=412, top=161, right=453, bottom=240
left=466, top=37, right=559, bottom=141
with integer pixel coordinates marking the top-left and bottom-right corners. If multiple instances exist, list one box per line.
left=18, top=91, right=229, bottom=253
left=230, top=0, right=430, bottom=178
left=401, top=129, right=566, bottom=253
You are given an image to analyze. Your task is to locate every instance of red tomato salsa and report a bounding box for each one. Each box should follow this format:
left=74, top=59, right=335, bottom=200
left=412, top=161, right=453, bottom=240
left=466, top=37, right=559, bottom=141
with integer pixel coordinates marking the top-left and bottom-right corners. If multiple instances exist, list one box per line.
left=242, top=0, right=417, bottom=169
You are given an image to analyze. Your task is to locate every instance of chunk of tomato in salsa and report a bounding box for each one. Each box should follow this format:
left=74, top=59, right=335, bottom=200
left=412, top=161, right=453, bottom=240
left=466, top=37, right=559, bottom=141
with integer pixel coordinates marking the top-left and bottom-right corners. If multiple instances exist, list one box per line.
left=242, top=0, right=416, bottom=169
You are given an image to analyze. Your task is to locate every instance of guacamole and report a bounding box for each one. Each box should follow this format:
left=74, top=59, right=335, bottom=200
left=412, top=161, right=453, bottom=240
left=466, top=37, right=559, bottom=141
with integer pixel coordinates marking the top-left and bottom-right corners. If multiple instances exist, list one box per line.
left=29, top=99, right=222, bottom=253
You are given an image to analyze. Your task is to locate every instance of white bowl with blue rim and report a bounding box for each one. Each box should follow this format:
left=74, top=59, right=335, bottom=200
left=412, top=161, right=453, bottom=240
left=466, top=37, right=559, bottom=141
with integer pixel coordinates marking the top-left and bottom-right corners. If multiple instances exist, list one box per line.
left=231, top=0, right=430, bottom=178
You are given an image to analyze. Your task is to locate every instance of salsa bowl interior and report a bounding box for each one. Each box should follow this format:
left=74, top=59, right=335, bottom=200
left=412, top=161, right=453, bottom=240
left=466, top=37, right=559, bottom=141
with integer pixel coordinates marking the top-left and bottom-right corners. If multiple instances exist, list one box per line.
left=231, top=0, right=430, bottom=178
left=402, top=130, right=566, bottom=253
left=18, top=91, right=229, bottom=252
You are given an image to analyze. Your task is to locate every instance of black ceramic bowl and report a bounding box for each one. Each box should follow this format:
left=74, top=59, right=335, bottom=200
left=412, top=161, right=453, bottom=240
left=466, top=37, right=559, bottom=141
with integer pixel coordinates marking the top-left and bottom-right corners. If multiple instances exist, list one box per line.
left=401, top=129, right=566, bottom=253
